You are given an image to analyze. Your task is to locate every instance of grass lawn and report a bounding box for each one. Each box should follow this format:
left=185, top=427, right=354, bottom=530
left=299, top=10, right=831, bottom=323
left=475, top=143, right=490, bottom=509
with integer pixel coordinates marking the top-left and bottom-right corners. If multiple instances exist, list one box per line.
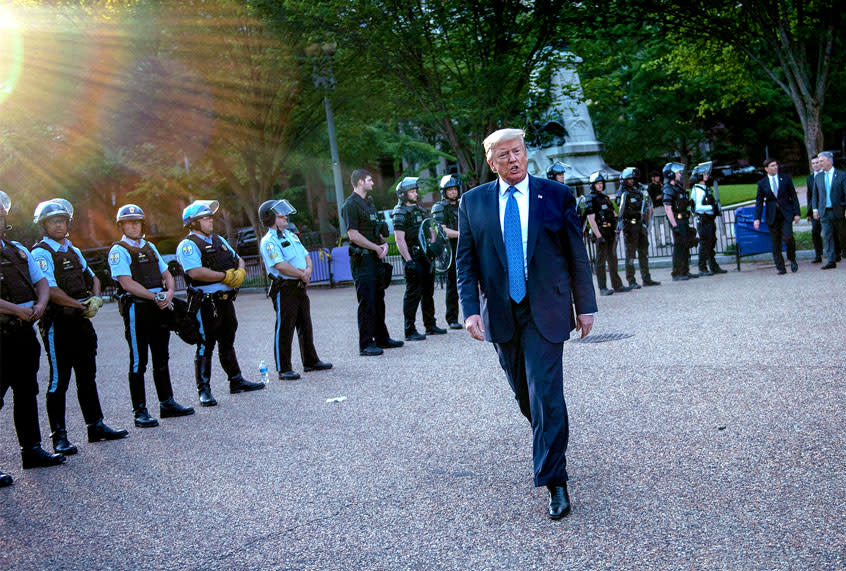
left=719, top=175, right=807, bottom=205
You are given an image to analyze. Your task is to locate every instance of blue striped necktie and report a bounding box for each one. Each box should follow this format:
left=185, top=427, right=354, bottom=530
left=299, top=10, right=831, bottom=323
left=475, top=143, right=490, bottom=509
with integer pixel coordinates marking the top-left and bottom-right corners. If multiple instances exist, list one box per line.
left=504, top=185, right=526, bottom=302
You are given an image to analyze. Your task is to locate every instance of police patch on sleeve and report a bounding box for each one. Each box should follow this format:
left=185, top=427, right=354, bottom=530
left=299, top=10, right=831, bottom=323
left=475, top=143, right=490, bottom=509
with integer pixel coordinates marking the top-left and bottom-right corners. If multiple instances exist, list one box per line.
left=181, top=243, right=194, bottom=256
left=35, top=257, right=48, bottom=271
left=109, top=251, right=121, bottom=265
left=265, top=242, right=279, bottom=259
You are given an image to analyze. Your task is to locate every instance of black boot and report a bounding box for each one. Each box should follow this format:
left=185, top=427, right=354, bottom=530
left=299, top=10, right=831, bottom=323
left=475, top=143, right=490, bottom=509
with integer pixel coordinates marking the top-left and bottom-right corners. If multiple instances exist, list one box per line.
left=21, top=446, right=66, bottom=469
left=0, top=470, right=12, bottom=487
left=159, top=398, right=195, bottom=418
left=50, top=427, right=78, bottom=456
left=229, top=374, right=265, bottom=394
left=195, top=356, right=217, bottom=407
left=87, top=419, right=129, bottom=442
left=133, top=406, right=159, bottom=428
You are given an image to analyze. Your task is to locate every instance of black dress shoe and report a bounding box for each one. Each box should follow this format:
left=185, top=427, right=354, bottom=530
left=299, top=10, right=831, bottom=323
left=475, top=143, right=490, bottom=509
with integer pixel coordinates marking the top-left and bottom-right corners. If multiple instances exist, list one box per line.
left=405, top=331, right=426, bottom=341
left=687, top=272, right=699, bottom=278
left=822, top=262, right=836, bottom=269
left=613, top=286, right=632, bottom=293
left=198, top=386, right=217, bottom=407
left=599, top=288, right=614, bottom=295
left=159, top=398, right=195, bottom=418
left=672, top=275, right=689, bottom=281
left=279, top=370, right=301, bottom=381
left=812, top=257, right=822, bottom=263
left=548, top=484, right=571, bottom=520
left=303, top=361, right=333, bottom=372
left=51, top=428, right=78, bottom=455
left=360, top=344, right=384, bottom=356
left=777, top=268, right=787, bottom=275
left=134, top=407, right=160, bottom=428
left=837, top=255, right=842, bottom=262
left=376, top=338, right=404, bottom=349
left=628, top=282, right=642, bottom=290
left=230, top=376, right=265, bottom=393
left=21, top=446, right=66, bottom=469
left=425, top=325, right=447, bottom=335
left=0, top=470, right=12, bottom=487
left=790, top=260, right=799, bottom=273
left=699, top=270, right=714, bottom=277
left=711, top=267, right=728, bottom=274
left=87, top=420, right=129, bottom=442
left=643, top=279, right=661, bottom=286
left=448, top=322, right=463, bottom=330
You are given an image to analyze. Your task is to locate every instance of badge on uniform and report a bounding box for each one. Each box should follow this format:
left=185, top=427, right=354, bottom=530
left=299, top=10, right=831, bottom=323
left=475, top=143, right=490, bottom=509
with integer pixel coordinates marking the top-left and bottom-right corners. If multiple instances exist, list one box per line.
left=182, top=243, right=194, bottom=255
left=36, top=257, right=48, bottom=271
left=109, top=251, right=121, bottom=265
left=17, top=249, right=27, bottom=260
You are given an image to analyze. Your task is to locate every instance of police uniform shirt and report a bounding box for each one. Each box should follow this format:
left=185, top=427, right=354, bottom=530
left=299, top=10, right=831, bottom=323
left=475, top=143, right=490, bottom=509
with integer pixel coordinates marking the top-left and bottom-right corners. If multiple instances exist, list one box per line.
left=32, top=237, right=95, bottom=301
left=0, top=239, right=44, bottom=309
left=342, top=193, right=381, bottom=244
left=176, top=232, right=239, bottom=294
left=108, top=236, right=168, bottom=293
left=260, top=228, right=308, bottom=280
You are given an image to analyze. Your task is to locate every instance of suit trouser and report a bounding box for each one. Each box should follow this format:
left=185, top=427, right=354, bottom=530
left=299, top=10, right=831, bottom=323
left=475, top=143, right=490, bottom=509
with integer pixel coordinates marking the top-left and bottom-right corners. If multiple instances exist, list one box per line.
left=494, top=298, right=568, bottom=487
left=271, top=284, right=320, bottom=372
left=623, top=222, right=652, bottom=283
left=811, top=217, right=824, bottom=258
left=41, top=314, right=104, bottom=428
left=445, top=239, right=459, bottom=324
left=123, top=301, right=174, bottom=407
left=403, top=253, right=435, bottom=334
left=768, top=209, right=795, bottom=270
left=0, top=323, right=43, bottom=448
left=350, top=253, right=389, bottom=351
left=195, top=297, right=242, bottom=380
left=595, top=228, right=622, bottom=290
left=820, top=209, right=846, bottom=264
left=671, top=217, right=691, bottom=277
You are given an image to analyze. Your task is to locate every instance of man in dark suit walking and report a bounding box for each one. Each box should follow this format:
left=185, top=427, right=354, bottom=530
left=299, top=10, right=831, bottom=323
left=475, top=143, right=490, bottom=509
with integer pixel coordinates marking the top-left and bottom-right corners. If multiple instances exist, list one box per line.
left=806, top=155, right=824, bottom=263
left=456, top=128, right=597, bottom=520
left=753, top=158, right=800, bottom=274
left=811, top=150, right=846, bottom=269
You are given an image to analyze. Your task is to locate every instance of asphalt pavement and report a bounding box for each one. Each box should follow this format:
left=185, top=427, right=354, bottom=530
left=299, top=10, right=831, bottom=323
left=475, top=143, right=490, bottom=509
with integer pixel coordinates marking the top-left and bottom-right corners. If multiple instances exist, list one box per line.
left=0, top=257, right=844, bottom=569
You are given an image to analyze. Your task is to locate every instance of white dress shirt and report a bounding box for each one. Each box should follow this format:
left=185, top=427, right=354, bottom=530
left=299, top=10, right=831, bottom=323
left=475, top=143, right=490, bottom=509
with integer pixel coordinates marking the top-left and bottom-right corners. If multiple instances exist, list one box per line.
left=498, top=175, right=529, bottom=278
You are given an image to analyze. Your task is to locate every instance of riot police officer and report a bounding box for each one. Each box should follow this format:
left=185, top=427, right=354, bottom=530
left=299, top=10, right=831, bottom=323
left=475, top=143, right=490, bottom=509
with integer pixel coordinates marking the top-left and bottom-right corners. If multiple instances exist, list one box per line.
left=109, top=204, right=195, bottom=428
left=0, top=191, right=66, bottom=479
left=432, top=175, right=462, bottom=329
left=584, top=172, right=628, bottom=296
left=546, top=161, right=570, bottom=185
left=690, top=166, right=727, bottom=276
left=617, top=167, right=661, bottom=288
left=393, top=177, right=446, bottom=340
left=176, top=200, right=264, bottom=407
left=258, top=199, right=332, bottom=380
left=31, top=199, right=128, bottom=455
left=661, top=163, right=699, bottom=281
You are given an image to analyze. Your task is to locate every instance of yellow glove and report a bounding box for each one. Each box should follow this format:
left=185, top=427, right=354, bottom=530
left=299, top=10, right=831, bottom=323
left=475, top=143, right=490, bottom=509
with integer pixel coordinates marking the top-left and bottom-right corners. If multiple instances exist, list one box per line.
left=231, top=268, right=246, bottom=288
left=81, top=296, right=104, bottom=319
left=222, top=268, right=238, bottom=287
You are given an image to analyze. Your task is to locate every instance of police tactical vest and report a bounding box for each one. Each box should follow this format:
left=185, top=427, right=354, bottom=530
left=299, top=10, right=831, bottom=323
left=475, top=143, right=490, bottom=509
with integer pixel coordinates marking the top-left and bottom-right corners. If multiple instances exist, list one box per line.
left=620, top=186, right=644, bottom=220
left=0, top=241, right=37, bottom=304
left=432, top=200, right=459, bottom=233
left=700, top=186, right=720, bottom=216
left=391, top=204, right=426, bottom=246
left=36, top=241, right=90, bottom=299
left=588, top=192, right=616, bottom=226
left=184, top=234, right=238, bottom=286
left=342, top=194, right=381, bottom=243
left=664, top=183, right=690, bottom=215
left=113, top=241, right=162, bottom=291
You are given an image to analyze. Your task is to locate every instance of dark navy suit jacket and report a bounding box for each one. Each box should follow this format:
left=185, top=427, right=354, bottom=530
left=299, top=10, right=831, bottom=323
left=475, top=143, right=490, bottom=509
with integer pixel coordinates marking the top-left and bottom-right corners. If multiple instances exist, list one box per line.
left=754, top=174, right=800, bottom=225
left=456, top=175, right=597, bottom=344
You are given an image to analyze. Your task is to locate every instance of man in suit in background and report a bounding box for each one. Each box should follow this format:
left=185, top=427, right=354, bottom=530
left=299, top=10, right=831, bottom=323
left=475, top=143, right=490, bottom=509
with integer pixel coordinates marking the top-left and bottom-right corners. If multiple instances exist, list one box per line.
left=456, top=128, right=597, bottom=520
left=806, top=155, right=824, bottom=263
left=753, top=158, right=800, bottom=274
left=812, top=150, right=846, bottom=269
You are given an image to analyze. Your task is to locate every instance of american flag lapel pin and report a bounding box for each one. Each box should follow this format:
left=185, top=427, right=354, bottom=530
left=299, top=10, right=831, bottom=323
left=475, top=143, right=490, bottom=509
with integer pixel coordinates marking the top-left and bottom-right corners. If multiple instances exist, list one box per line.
left=538, top=194, right=543, bottom=199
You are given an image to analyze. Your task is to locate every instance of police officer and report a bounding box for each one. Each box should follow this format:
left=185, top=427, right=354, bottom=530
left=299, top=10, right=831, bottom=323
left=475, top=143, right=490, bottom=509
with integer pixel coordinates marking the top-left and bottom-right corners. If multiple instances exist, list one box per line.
left=0, top=191, right=66, bottom=479
left=393, top=177, right=447, bottom=340
left=546, top=161, right=570, bottom=185
left=661, top=163, right=699, bottom=281
left=258, top=199, right=332, bottom=380
left=584, top=172, right=627, bottom=296
left=617, top=167, right=661, bottom=288
left=341, top=169, right=403, bottom=356
left=109, top=204, right=195, bottom=428
left=432, top=175, right=462, bottom=329
left=176, top=200, right=264, bottom=407
left=31, top=199, right=128, bottom=454
left=690, top=168, right=727, bottom=276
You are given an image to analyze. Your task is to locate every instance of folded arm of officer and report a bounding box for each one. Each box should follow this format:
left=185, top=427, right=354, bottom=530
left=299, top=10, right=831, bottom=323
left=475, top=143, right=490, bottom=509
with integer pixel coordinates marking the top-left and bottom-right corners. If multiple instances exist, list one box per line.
left=273, top=256, right=312, bottom=285
left=184, top=254, right=245, bottom=286
left=0, top=278, right=49, bottom=322
left=116, top=271, right=175, bottom=310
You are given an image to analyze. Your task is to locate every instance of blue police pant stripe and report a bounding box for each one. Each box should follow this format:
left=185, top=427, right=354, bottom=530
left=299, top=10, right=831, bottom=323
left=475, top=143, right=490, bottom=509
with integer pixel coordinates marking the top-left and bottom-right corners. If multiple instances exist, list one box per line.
left=195, top=308, right=206, bottom=356
left=47, top=323, right=60, bottom=393
left=274, top=291, right=282, bottom=372
left=128, top=303, right=140, bottom=373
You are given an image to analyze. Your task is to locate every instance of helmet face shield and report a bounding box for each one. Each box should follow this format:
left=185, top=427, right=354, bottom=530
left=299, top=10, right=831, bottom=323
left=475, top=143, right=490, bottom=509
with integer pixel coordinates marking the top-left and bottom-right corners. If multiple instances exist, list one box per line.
left=546, top=161, right=570, bottom=180
left=396, top=177, right=420, bottom=201
left=620, top=167, right=638, bottom=180
left=691, top=161, right=712, bottom=178
left=662, top=162, right=686, bottom=178
left=270, top=199, right=296, bottom=218
left=589, top=171, right=606, bottom=185
left=34, top=198, right=73, bottom=225
left=182, top=200, right=219, bottom=227
left=0, top=190, right=10, bottom=216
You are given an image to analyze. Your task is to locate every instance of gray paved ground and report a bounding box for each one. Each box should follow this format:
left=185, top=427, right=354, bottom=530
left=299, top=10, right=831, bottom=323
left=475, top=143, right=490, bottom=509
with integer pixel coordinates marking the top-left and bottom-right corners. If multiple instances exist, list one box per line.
left=0, top=257, right=844, bottom=569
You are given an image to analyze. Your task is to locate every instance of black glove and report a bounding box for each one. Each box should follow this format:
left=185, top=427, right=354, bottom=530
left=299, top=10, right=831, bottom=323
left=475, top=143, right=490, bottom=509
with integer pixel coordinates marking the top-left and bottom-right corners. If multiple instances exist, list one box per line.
left=671, top=224, right=680, bottom=233
left=596, top=235, right=606, bottom=244
left=404, top=259, right=417, bottom=277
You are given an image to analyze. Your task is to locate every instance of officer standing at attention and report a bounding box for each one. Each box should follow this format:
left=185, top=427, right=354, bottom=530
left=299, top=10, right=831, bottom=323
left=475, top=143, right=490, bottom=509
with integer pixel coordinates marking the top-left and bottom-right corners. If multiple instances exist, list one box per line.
left=546, top=161, right=570, bottom=186
left=177, top=200, right=264, bottom=407
left=0, top=191, right=66, bottom=481
left=258, top=199, right=332, bottom=380
left=341, top=169, right=404, bottom=356
left=662, top=163, right=699, bottom=281
left=691, top=169, right=727, bottom=276
left=431, top=175, right=462, bottom=329
left=31, top=199, right=128, bottom=455
left=393, top=177, right=447, bottom=340
left=109, top=204, right=195, bottom=428
left=584, top=172, right=628, bottom=296
left=617, top=167, right=661, bottom=288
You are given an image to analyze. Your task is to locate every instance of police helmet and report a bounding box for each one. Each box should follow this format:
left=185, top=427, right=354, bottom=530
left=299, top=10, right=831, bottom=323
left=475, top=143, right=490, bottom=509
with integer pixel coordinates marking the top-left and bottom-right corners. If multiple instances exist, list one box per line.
left=662, top=162, right=685, bottom=181
left=620, top=167, right=639, bottom=181
left=0, top=190, right=10, bottom=216
left=546, top=161, right=570, bottom=180
left=396, top=177, right=419, bottom=203
left=258, top=199, right=297, bottom=228
left=182, top=200, right=219, bottom=227
left=116, top=204, right=145, bottom=224
left=690, top=161, right=712, bottom=184
left=438, top=174, right=461, bottom=199
left=589, top=171, right=606, bottom=190
left=33, top=198, right=74, bottom=225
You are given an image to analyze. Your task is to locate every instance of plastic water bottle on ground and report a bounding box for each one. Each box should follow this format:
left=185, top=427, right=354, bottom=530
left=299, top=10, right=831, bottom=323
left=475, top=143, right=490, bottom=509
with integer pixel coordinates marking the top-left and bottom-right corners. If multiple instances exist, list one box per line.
left=259, top=360, right=269, bottom=384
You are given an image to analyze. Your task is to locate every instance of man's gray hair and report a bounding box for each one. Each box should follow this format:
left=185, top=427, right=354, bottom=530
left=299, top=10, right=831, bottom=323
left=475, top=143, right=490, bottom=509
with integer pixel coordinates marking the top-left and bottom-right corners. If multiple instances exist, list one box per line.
left=818, top=150, right=834, bottom=161
left=483, top=128, right=526, bottom=160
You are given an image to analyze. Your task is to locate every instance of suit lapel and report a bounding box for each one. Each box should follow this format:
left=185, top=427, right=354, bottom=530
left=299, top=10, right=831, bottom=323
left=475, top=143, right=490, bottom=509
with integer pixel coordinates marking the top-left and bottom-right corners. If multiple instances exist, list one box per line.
left=485, top=181, right=507, bottom=265
left=527, top=176, right=540, bottom=265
